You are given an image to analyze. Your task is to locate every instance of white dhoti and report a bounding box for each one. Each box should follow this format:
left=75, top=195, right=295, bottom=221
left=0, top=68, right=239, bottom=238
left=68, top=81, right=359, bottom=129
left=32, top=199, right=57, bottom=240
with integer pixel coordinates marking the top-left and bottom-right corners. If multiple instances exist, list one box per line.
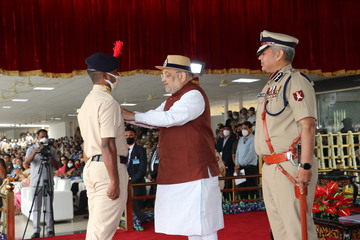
left=155, top=175, right=224, bottom=236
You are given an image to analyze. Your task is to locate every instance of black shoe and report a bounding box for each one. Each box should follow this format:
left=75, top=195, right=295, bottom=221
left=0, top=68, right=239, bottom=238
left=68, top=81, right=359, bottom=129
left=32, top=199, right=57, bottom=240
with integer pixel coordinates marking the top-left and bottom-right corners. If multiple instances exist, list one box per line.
left=47, top=231, right=55, bottom=237
left=74, top=210, right=87, bottom=215
left=31, top=233, right=40, bottom=238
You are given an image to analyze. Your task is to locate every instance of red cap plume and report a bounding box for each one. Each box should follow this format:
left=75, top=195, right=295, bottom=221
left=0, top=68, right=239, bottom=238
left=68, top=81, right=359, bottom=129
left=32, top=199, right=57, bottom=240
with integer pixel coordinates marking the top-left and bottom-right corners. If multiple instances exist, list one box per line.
left=113, top=40, right=124, bottom=57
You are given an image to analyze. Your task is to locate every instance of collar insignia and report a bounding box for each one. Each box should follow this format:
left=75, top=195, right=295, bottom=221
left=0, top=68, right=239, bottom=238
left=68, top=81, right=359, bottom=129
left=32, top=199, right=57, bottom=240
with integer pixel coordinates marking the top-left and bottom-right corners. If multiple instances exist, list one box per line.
left=272, top=72, right=284, bottom=82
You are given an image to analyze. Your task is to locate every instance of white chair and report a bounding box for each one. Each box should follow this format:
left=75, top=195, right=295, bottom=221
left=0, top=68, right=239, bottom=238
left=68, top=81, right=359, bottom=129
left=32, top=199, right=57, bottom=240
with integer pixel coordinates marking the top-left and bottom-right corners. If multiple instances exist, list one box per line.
left=21, top=177, right=74, bottom=222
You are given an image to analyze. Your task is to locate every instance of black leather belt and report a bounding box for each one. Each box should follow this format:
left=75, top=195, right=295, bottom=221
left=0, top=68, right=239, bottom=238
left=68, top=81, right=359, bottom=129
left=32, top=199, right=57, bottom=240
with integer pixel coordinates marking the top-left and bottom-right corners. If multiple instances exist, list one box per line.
left=91, top=155, right=127, bottom=164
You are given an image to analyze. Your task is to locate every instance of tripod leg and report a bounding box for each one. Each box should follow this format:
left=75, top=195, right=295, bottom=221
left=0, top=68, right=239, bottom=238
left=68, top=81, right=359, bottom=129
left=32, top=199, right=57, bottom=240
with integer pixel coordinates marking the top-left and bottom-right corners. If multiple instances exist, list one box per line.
left=22, top=164, right=45, bottom=240
left=44, top=186, right=55, bottom=234
left=33, top=188, right=43, bottom=235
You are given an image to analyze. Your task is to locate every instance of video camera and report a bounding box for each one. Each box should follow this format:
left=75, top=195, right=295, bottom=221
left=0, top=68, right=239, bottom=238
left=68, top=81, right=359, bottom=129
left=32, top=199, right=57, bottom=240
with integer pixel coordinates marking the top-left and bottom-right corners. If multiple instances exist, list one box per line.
left=38, top=138, right=55, bottom=160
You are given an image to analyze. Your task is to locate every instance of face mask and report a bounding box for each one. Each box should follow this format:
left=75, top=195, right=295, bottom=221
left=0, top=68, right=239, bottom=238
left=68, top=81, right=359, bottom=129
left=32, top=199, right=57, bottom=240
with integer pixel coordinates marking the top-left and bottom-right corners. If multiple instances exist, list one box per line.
left=242, top=129, right=249, bottom=137
left=223, top=130, right=230, bottom=137
left=75, top=163, right=81, bottom=168
left=67, top=163, right=73, bottom=168
left=13, top=164, right=19, bottom=169
left=39, top=137, right=49, bottom=145
left=252, top=126, right=256, bottom=131
left=233, top=116, right=238, bottom=119
left=106, top=72, right=121, bottom=90
left=126, top=137, right=135, bottom=145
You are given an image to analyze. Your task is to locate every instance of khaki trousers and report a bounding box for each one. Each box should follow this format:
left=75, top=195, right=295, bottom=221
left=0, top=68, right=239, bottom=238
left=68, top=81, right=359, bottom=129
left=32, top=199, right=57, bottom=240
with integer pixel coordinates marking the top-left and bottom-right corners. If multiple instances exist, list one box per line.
left=262, top=159, right=318, bottom=240
left=83, top=160, right=128, bottom=240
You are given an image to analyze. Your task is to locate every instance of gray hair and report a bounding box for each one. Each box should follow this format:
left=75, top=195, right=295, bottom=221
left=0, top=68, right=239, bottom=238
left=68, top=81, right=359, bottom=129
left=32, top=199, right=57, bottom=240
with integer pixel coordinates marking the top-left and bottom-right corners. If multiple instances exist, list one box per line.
left=271, top=46, right=295, bottom=63
left=176, top=71, right=194, bottom=79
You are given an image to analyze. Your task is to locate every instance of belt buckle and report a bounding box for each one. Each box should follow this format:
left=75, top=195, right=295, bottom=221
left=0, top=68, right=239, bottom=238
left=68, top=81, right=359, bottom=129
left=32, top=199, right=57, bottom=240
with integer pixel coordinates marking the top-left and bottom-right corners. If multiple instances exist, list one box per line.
left=287, top=152, right=296, bottom=166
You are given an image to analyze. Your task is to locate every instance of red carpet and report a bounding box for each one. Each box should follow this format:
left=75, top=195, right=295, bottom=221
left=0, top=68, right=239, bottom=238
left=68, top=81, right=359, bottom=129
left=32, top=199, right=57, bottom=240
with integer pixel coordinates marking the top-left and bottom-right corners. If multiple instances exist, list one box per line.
left=23, top=211, right=270, bottom=240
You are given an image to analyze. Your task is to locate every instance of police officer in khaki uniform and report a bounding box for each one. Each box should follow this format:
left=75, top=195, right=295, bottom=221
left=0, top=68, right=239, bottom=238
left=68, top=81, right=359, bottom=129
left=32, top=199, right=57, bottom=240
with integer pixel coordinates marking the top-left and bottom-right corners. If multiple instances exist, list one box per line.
left=254, top=30, right=318, bottom=240
left=77, top=52, right=129, bottom=240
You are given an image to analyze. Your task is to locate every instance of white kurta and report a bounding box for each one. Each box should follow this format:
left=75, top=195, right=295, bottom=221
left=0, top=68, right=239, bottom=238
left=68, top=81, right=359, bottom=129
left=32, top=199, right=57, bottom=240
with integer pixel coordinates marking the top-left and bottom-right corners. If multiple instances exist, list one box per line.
left=155, top=173, right=224, bottom=236
left=132, top=89, right=224, bottom=235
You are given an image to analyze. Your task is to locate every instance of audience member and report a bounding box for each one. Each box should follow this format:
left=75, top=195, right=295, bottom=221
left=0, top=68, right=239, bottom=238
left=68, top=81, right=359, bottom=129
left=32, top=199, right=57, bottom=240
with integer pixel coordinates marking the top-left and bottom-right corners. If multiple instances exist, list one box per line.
left=247, top=107, right=256, bottom=125
left=239, top=108, right=248, bottom=124
left=216, top=126, right=236, bottom=200
left=0, top=158, right=7, bottom=185
left=145, top=140, right=160, bottom=208
left=225, top=110, right=234, bottom=127
left=234, top=121, right=258, bottom=199
left=56, top=156, right=69, bottom=176
left=341, top=118, right=355, bottom=133
left=3, top=154, right=13, bottom=174
left=125, top=127, right=147, bottom=223
left=23, top=129, right=59, bottom=238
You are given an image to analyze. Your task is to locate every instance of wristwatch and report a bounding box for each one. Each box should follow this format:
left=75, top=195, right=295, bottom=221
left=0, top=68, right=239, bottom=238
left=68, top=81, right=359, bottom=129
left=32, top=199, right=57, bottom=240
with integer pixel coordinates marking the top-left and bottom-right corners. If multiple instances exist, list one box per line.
left=298, top=163, right=312, bottom=170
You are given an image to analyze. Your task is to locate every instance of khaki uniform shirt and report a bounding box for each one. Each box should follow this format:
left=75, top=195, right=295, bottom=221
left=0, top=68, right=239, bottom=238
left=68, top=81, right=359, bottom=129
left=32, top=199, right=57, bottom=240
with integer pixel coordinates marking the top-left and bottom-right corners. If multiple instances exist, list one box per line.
left=254, top=64, right=316, bottom=155
left=77, top=85, right=127, bottom=158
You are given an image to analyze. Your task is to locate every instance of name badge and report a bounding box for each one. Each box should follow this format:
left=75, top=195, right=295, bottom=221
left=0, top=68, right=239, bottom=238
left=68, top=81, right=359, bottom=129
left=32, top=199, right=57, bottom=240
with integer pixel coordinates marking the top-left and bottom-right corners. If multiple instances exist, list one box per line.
left=132, top=158, right=140, bottom=164
left=257, top=93, right=267, bottom=98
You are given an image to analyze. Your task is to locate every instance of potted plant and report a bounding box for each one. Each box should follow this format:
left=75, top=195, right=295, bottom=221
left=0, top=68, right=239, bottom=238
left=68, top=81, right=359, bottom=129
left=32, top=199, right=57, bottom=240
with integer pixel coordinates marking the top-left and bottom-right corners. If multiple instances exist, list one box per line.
left=312, top=181, right=353, bottom=220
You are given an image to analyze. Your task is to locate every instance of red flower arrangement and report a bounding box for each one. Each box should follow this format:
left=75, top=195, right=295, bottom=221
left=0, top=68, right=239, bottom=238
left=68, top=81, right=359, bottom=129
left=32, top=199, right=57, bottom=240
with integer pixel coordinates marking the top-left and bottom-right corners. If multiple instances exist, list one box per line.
left=312, top=181, right=353, bottom=218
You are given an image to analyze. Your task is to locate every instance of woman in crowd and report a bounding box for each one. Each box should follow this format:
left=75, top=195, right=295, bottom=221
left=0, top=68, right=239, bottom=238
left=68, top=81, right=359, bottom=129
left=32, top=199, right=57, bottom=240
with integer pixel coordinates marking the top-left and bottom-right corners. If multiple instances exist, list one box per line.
left=55, top=156, right=69, bottom=176
left=56, top=158, right=76, bottom=177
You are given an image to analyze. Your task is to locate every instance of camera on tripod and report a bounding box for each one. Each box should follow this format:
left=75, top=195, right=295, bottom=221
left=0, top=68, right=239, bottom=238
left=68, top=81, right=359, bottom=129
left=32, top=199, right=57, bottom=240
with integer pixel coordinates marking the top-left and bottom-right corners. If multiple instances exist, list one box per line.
left=38, top=138, right=55, bottom=160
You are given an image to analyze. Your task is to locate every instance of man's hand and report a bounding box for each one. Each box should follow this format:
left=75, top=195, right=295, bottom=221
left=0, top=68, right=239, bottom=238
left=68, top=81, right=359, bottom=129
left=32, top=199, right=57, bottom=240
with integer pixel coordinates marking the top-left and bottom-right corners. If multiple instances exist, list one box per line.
left=295, top=168, right=312, bottom=194
left=107, top=181, right=120, bottom=200
left=82, top=152, right=89, bottom=163
left=121, top=108, right=135, bottom=121
left=24, top=147, right=41, bottom=169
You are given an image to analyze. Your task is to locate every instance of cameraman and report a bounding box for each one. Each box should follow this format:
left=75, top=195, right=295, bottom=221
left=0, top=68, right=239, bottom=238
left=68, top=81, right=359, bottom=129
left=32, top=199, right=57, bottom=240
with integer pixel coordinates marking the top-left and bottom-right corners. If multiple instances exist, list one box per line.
left=24, top=129, right=59, bottom=239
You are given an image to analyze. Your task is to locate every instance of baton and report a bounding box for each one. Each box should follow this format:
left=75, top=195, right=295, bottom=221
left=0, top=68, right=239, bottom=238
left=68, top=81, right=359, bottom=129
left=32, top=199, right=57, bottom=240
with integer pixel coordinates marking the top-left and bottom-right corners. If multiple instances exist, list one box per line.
left=295, top=185, right=308, bottom=240
left=277, top=164, right=308, bottom=240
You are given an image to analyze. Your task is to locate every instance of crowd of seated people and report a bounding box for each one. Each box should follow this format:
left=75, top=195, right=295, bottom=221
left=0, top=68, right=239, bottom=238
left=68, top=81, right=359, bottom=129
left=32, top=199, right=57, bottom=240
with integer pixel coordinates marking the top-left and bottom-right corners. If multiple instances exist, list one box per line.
left=216, top=107, right=259, bottom=200
left=0, top=119, right=240, bottom=217
left=0, top=134, right=85, bottom=215
left=0, top=126, right=161, bottom=216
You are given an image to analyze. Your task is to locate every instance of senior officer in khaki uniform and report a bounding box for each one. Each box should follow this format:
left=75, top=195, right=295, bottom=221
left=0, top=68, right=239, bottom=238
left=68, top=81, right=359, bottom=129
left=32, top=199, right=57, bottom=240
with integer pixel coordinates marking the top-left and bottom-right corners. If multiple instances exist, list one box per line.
left=254, top=30, right=318, bottom=240
left=78, top=52, right=129, bottom=240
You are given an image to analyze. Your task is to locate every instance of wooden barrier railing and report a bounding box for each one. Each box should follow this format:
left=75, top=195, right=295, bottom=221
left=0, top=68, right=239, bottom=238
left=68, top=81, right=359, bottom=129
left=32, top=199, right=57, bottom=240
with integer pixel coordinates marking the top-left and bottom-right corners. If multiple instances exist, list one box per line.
left=315, top=131, right=360, bottom=181
left=123, top=174, right=262, bottom=230
left=0, top=183, right=15, bottom=240
left=220, top=174, right=263, bottom=203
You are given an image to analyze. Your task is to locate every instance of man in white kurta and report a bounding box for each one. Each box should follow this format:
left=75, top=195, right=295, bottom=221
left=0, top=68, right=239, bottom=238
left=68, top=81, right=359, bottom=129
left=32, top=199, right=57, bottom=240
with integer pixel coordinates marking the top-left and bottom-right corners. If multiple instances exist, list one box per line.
left=123, top=55, right=224, bottom=240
